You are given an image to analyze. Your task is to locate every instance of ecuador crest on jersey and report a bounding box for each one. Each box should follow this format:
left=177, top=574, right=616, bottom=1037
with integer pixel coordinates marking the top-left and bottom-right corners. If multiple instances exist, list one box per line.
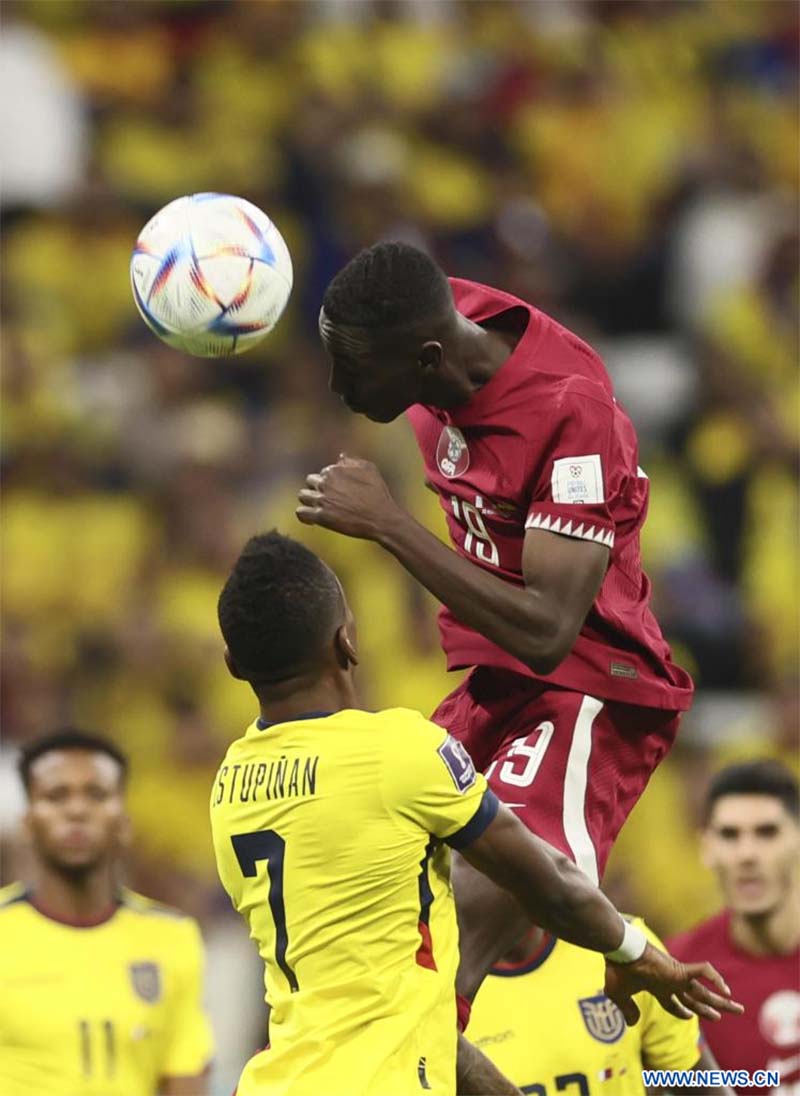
left=577, top=994, right=625, bottom=1044
left=129, top=961, right=162, bottom=1003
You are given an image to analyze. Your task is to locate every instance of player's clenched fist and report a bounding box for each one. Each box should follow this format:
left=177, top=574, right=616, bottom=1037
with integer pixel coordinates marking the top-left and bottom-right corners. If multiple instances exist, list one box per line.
left=604, top=943, right=744, bottom=1026
left=296, top=455, right=403, bottom=541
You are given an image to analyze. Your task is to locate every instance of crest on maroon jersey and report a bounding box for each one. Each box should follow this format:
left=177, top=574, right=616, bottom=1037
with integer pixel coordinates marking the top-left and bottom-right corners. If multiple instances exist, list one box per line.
left=759, top=990, right=800, bottom=1047
left=436, top=426, right=470, bottom=478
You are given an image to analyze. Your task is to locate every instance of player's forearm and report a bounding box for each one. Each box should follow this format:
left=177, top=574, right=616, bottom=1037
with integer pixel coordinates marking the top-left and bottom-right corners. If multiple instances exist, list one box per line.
left=463, top=810, right=625, bottom=955
left=377, top=511, right=567, bottom=672
left=542, top=855, right=627, bottom=951
left=502, top=847, right=624, bottom=953
left=456, top=1033, right=522, bottom=1095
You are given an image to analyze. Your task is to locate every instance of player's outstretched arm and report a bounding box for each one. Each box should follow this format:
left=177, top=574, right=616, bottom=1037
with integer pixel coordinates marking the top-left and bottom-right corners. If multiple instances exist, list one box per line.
left=460, top=805, right=744, bottom=1026
left=297, top=456, right=607, bottom=673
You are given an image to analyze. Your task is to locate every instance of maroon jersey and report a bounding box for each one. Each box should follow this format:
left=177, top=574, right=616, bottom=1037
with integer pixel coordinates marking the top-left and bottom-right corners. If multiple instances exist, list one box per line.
left=669, top=911, right=800, bottom=1094
left=406, top=278, right=693, bottom=710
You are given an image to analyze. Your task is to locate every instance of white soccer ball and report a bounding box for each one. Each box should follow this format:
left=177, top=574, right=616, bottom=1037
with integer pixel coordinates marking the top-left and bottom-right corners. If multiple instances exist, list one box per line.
left=130, top=193, right=293, bottom=357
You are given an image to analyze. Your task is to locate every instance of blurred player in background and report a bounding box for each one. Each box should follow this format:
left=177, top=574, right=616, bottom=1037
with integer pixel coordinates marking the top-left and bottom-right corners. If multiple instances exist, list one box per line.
left=297, top=241, right=694, bottom=1015
left=669, top=761, right=800, bottom=1095
left=469, top=916, right=734, bottom=1096
left=0, top=730, right=213, bottom=1096
left=212, top=531, right=738, bottom=1096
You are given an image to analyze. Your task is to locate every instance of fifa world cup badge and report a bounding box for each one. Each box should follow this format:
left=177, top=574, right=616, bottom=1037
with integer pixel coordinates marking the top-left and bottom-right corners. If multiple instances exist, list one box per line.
left=438, top=735, right=476, bottom=793
left=437, top=426, right=470, bottom=479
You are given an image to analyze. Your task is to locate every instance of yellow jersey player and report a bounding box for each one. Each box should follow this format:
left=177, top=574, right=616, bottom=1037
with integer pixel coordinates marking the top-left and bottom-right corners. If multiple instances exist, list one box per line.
left=211, top=532, right=740, bottom=1096
left=0, top=729, right=214, bottom=1096
left=470, top=918, right=731, bottom=1096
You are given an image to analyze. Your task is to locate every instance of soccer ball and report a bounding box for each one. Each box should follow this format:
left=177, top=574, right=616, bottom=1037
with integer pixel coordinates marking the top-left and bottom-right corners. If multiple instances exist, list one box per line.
left=130, top=193, right=293, bottom=357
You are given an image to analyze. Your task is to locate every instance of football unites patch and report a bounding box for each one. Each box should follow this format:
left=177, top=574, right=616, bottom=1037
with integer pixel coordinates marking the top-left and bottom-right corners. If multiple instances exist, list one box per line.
left=438, top=735, right=477, bottom=793
left=436, top=426, right=470, bottom=479
left=551, top=454, right=604, bottom=505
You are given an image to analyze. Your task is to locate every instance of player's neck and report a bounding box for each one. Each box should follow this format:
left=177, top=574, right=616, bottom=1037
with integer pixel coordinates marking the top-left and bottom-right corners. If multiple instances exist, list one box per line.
left=448, top=314, right=518, bottom=400
left=32, top=861, right=119, bottom=926
left=730, top=889, right=800, bottom=957
left=256, top=675, right=359, bottom=725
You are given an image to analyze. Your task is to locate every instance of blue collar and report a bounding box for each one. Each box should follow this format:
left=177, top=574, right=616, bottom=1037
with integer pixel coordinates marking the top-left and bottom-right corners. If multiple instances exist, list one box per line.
left=256, top=710, right=333, bottom=730
left=489, top=934, right=557, bottom=978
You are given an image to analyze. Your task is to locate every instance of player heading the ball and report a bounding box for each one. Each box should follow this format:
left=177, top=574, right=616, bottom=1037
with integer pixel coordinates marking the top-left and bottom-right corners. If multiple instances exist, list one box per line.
left=300, top=241, right=694, bottom=1016
left=210, top=532, right=741, bottom=1096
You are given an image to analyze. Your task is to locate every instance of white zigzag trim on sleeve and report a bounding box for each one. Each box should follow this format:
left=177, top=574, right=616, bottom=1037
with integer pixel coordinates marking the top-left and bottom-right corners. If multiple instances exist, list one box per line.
left=525, top=511, right=614, bottom=548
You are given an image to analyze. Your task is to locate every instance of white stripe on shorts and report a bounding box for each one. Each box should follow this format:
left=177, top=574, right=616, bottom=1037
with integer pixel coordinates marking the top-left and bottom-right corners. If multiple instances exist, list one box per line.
left=563, top=694, right=603, bottom=884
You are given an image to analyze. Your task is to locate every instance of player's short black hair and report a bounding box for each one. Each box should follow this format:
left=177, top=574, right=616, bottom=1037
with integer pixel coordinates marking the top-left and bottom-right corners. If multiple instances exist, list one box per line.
left=704, top=760, right=799, bottom=822
left=322, top=241, right=453, bottom=331
left=18, top=729, right=129, bottom=793
left=218, top=531, right=343, bottom=684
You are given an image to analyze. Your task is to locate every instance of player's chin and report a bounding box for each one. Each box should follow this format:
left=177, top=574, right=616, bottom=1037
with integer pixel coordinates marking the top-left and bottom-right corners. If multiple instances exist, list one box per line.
left=732, top=893, right=775, bottom=917
left=729, top=881, right=776, bottom=916
left=52, top=845, right=104, bottom=870
left=363, top=403, right=407, bottom=423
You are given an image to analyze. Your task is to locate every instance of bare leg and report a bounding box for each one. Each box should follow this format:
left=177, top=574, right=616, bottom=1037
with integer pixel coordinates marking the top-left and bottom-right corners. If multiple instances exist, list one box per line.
left=456, top=1033, right=522, bottom=1095
left=452, top=850, right=541, bottom=1000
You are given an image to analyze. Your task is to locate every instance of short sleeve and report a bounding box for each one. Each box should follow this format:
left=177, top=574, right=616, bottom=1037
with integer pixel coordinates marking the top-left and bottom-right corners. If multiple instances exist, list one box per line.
left=525, top=383, right=617, bottom=550
left=161, top=918, right=215, bottom=1079
left=381, top=712, right=499, bottom=847
left=637, top=919, right=702, bottom=1071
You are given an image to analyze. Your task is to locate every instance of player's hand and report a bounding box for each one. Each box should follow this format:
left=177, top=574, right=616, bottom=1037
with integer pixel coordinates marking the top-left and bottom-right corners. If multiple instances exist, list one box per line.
left=296, top=455, right=403, bottom=541
left=604, top=943, right=745, bottom=1026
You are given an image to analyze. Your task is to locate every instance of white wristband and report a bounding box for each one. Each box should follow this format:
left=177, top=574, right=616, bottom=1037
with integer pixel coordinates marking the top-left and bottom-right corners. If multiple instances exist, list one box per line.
left=605, top=920, right=647, bottom=964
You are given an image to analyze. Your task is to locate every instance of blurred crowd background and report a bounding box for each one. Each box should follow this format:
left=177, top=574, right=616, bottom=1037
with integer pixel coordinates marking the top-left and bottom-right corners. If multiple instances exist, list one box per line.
left=1, top=0, right=798, bottom=1089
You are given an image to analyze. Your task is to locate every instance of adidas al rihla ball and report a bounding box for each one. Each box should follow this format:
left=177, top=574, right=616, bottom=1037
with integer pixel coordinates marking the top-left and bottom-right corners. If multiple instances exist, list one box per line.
left=130, top=192, right=293, bottom=357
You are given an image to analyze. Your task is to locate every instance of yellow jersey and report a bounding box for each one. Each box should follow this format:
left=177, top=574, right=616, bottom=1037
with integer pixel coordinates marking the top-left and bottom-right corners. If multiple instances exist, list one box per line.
left=469, top=918, right=701, bottom=1096
left=210, top=707, right=497, bottom=1096
left=0, top=884, right=213, bottom=1096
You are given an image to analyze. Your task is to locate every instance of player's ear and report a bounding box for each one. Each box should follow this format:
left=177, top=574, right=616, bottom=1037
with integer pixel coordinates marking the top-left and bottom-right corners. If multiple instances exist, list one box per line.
left=334, top=622, right=358, bottom=670
left=224, top=647, right=245, bottom=680
left=418, top=341, right=443, bottom=372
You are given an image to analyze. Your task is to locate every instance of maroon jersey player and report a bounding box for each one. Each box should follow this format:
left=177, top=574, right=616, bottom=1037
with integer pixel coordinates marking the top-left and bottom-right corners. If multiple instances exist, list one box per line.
left=297, top=243, right=695, bottom=1011
left=669, top=761, right=800, bottom=1096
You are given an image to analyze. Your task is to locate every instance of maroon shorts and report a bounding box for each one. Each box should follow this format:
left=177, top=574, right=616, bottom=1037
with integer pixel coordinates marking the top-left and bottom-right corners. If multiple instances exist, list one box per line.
left=431, top=667, right=681, bottom=882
